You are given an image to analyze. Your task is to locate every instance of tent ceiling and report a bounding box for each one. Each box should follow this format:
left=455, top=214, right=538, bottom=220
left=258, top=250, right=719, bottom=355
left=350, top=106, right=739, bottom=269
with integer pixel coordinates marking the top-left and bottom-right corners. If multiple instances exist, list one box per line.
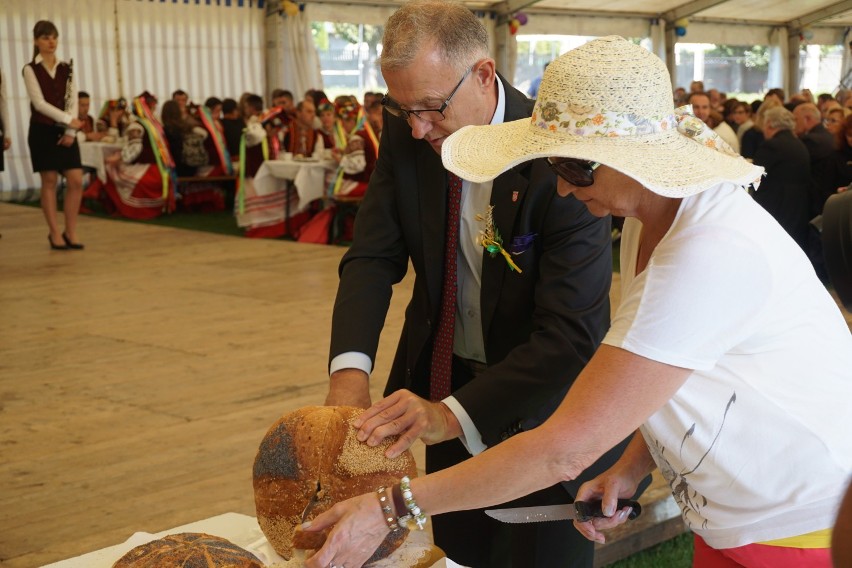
left=313, top=0, right=851, bottom=29
left=498, top=0, right=852, bottom=26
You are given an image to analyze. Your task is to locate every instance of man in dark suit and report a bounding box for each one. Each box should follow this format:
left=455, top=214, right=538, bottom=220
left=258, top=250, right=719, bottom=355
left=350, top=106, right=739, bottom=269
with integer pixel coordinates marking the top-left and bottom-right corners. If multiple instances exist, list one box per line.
left=793, top=102, right=837, bottom=279
left=794, top=102, right=837, bottom=217
left=325, top=1, right=628, bottom=566
left=753, top=106, right=811, bottom=251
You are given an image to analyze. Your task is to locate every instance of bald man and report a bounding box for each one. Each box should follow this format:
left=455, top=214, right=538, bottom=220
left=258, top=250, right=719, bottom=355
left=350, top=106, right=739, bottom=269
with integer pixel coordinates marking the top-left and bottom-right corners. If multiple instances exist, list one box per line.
left=793, top=103, right=836, bottom=217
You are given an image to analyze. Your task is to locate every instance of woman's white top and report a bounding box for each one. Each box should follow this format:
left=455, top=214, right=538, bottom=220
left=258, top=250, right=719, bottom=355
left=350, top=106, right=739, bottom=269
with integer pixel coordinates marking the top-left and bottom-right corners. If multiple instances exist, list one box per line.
left=604, top=182, right=852, bottom=549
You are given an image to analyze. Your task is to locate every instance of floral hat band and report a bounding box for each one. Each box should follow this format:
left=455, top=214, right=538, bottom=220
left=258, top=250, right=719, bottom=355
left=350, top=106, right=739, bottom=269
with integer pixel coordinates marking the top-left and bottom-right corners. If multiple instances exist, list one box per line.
left=531, top=102, right=738, bottom=159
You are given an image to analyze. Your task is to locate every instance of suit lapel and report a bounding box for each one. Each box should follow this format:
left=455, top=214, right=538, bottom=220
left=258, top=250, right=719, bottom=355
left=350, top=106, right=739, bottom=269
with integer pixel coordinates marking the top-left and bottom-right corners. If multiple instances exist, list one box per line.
left=480, top=166, right=528, bottom=337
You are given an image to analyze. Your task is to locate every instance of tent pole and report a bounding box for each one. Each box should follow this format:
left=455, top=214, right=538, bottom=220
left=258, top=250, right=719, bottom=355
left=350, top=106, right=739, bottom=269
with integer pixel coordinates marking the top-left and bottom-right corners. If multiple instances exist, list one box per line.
left=114, top=0, right=124, bottom=97
left=787, top=27, right=801, bottom=97
left=665, top=24, right=677, bottom=88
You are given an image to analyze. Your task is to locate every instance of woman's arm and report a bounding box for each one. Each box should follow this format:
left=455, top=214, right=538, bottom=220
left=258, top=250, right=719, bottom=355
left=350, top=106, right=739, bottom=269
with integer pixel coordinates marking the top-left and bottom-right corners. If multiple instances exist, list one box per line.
left=304, top=345, right=691, bottom=568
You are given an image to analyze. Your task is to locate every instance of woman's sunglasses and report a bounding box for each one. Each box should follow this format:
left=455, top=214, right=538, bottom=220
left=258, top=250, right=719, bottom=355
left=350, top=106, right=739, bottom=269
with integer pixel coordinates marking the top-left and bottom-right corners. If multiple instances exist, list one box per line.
left=547, top=157, right=601, bottom=187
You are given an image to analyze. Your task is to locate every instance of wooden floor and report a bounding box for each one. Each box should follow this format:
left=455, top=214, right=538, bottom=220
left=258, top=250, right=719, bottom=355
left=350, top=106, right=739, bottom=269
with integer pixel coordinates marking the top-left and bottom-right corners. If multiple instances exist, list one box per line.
left=0, top=203, right=417, bottom=567
left=1, top=202, right=849, bottom=567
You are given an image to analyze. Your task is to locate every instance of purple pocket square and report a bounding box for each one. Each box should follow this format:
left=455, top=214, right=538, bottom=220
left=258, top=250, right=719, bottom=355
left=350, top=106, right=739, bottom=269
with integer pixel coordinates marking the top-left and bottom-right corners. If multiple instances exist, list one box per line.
left=509, top=232, right=537, bottom=255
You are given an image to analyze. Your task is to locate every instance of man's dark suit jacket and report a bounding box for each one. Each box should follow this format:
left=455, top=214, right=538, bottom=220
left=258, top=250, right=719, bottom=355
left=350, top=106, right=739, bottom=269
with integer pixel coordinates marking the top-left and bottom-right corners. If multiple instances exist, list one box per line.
left=801, top=122, right=837, bottom=216
left=753, top=129, right=811, bottom=251
left=329, top=79, right=621, bottom=495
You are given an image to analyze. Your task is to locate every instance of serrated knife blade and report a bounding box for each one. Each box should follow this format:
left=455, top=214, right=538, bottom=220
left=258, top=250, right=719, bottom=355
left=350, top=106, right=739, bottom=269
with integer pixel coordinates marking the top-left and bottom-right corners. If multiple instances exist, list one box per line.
left=484, top=499, right=641, bottom=524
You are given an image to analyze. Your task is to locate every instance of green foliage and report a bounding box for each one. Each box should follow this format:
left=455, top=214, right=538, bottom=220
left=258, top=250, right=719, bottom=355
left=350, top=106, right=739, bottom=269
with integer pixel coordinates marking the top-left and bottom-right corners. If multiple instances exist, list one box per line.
left=332, top=23, right=383, bottom=48
left=311, top=22, right=329, bottom=51
left=706, top=44, right=769, bottom=69
left=605, top=532, right=693, bottom=568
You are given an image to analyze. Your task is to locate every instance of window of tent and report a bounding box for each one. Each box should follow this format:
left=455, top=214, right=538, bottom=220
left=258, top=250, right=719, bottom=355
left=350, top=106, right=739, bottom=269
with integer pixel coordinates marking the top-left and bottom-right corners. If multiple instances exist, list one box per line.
left=312, top=21, right=386, bottom=103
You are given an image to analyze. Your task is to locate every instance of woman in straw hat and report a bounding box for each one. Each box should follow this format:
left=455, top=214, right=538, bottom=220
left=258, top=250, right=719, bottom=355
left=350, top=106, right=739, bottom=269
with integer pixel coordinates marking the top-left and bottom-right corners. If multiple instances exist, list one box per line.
left=302, top=37, right=852, bottom=568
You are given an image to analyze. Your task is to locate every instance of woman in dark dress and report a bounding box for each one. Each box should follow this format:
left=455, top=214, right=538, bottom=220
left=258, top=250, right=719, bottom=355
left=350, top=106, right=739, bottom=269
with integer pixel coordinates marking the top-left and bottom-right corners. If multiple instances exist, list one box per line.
left=23, top=20, right=86, bottom=250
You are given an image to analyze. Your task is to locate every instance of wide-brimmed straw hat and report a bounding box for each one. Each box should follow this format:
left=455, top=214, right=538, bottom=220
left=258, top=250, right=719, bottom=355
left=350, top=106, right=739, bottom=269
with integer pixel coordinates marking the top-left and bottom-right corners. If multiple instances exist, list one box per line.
left=441, top=36, right=763, bottom=197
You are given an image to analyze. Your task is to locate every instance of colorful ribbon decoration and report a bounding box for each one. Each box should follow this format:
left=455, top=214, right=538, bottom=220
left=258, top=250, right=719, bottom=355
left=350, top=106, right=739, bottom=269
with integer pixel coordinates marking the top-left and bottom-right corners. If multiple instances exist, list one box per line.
left=132, top=97, right=176, bottom=205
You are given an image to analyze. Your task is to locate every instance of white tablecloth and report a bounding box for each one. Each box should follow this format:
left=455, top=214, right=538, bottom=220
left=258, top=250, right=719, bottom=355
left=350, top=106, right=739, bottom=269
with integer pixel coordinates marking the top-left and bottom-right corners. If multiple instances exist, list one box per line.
left=79, top=141, right=124, bottom=182
left=41, top=512, right=463, bottom=568
left=253, top=158, right=336, bottom=216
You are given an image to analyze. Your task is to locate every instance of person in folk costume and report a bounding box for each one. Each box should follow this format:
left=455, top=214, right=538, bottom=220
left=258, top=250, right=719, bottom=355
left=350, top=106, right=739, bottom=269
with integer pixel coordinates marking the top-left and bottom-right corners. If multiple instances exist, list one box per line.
left=329, top=99, right=383, bottom=198
left=95, top=97, right=131, bottom=141
left=334, top=98, right=361, bottom=149
left=188, top=102, right=233, bottom=177
left=282, top=99, right=327, bottom=158
left=234, top=97, right=293, bottom=237
left=0, top=67, right=11, bottom=176
left=317, top=100, right=339, bottom=149
left=99, top=120, right=171, bottom=219
left=129, top=94, right=176, bottom=212
left=23, top=20, right=86, bottom=250
left=324, top=101, right=362, bottom=196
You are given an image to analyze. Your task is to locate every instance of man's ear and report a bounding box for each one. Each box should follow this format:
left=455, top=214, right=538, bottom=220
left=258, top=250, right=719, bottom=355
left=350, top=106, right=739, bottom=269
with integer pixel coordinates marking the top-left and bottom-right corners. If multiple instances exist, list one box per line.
left=474, top=59, right=497, bottom=91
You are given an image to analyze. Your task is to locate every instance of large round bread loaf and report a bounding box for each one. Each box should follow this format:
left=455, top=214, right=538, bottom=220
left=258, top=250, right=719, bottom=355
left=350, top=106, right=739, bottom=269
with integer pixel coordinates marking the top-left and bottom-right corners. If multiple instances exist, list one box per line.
left=253, top=406, right=418, bottom=563
left=111, top=532, right=263, bottom=567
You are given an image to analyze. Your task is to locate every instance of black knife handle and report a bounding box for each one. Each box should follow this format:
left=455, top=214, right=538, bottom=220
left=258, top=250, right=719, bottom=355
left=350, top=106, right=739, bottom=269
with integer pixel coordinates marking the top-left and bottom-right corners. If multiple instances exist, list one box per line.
left=574, top=499, right=642, bottom=522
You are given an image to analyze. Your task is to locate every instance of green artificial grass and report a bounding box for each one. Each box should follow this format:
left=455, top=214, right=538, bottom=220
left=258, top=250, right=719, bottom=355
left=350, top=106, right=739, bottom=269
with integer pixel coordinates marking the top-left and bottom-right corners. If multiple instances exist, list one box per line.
left=606, top=532, right=693, bottom=568
left=12, top=198, right=245, bottom=238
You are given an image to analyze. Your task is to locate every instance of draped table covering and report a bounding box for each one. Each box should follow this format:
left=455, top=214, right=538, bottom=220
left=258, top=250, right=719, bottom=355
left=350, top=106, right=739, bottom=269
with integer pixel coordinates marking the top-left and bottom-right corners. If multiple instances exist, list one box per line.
left=79, top=140, right=125, bottom=182
left=42, top=512, right=463, bottom=568
left=237, top=157, right=337, bottom=236
left=253, top=157, right=337, bottom=215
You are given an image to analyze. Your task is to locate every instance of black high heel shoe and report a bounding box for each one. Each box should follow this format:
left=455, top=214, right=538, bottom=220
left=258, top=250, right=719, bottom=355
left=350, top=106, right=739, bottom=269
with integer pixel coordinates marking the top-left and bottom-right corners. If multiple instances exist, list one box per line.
left=49, top=235, right=68, bottom=250
left=62, top=232, right=85, bottom=250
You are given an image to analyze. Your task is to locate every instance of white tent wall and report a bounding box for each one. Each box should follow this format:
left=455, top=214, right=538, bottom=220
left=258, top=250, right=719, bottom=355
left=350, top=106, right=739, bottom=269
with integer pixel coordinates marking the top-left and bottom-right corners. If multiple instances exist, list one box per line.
left=1, top=0, right=265, bottom=197
left=267, top=9, right=323, bottom=102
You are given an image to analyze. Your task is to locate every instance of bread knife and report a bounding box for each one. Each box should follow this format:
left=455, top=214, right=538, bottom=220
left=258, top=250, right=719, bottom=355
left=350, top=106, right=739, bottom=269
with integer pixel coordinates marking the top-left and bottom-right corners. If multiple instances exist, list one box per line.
left=485, top=499, right=641, bottom=523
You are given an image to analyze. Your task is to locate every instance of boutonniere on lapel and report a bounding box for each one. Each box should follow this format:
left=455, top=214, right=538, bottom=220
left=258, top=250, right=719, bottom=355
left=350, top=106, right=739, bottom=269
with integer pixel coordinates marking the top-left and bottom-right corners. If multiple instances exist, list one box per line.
left=476, top=205, right=522, bottom=273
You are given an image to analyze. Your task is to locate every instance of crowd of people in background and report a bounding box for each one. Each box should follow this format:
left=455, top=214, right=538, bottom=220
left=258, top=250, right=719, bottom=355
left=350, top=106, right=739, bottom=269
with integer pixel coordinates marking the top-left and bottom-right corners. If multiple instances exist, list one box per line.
left=5, top=16, right=851, bottom=256
left=69, top=82, right=384, bottom=236
left=665, top=79, right=852, bottom=281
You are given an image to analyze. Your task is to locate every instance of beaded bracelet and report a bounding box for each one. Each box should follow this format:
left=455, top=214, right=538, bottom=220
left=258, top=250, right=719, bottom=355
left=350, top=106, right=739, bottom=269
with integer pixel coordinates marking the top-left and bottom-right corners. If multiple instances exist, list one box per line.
left=399, top=476, right=428, bottom=530
left=376, top=486, right=401, bottom=532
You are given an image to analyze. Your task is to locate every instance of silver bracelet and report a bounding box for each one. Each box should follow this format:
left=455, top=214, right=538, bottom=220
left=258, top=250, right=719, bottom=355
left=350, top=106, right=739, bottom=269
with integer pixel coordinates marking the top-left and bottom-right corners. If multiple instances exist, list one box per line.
left=399, top=476, right=428, bottom=530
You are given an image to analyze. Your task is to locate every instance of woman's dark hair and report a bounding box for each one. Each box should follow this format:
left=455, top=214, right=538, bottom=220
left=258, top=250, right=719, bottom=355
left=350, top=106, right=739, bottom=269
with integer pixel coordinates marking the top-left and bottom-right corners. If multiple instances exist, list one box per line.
left=32, top=20, right=59, bottom=62
left=161, top=100, right=190, bottom=134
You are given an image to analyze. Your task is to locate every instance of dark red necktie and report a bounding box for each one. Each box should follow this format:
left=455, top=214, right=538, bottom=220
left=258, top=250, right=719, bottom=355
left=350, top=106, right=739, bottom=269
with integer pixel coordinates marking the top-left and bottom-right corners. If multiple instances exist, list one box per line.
left=430, top=172, right=463, bottom=401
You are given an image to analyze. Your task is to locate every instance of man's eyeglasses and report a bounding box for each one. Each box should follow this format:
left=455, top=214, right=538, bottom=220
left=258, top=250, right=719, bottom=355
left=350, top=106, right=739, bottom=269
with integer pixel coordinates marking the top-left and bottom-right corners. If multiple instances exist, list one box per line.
left=381, top=66, right=473, bottom=123
left=547, top=157, right=601, bottom=187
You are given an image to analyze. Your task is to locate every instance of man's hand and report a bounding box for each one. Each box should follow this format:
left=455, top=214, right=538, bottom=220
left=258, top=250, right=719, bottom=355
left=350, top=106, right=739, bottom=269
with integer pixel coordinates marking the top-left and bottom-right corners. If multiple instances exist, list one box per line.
left=326, top=368, right=371, bottom=409
left=352, top=390, right=462, bottom=458
left=3, top=137, right=10, bottom=150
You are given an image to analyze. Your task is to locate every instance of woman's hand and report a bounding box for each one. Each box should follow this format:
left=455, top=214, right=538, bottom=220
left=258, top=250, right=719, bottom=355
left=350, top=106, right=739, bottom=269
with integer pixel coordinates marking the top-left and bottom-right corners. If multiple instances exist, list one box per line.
left=302, top=492, right=390, bottom=568
left=58, top=134, right=75, bottom=147
left=3, top=137, right=10, bottom=150
left=572, top=470, right=640, bottom=544
left=69, top=118, right=84, bottom=130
